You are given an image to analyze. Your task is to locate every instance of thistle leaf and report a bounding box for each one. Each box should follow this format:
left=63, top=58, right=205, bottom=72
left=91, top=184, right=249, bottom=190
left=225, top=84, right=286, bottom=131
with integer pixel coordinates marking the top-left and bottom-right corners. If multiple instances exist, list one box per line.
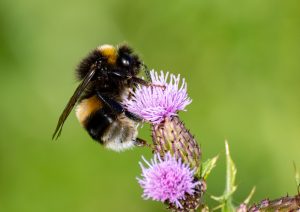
left=200, top=155, right=219, bottom=180
left=225, top=140, right=237, bottom=199
left=211, top=141, right=237, bottom=212
left=293, top=162, right=300, bottom=188
left=243, top=186, right=256, bottom=204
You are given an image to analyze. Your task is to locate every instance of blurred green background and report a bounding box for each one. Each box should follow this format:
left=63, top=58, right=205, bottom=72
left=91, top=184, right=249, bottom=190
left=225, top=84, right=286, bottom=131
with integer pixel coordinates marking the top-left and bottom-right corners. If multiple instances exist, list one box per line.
left=1, top=0, right=300, bottom=211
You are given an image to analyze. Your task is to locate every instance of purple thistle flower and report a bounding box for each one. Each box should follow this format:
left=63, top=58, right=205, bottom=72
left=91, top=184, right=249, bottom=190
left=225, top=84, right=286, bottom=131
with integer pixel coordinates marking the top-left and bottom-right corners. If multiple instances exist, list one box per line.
left=137, top=152, right=199, bottom=209
left=123, top=70, right=192, bottom=124
left=129, top=70, right=203, bottom=210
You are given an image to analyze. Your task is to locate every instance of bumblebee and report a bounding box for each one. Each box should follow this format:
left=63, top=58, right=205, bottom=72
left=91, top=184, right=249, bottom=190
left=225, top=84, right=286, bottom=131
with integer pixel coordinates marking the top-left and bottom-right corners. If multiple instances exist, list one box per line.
left=52, top=44, right=149, bottom=151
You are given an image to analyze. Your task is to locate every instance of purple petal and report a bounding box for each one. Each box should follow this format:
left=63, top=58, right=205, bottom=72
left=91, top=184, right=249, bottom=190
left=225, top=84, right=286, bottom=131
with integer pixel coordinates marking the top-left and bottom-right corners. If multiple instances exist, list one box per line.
left=123, top=70, right=192, bottom=124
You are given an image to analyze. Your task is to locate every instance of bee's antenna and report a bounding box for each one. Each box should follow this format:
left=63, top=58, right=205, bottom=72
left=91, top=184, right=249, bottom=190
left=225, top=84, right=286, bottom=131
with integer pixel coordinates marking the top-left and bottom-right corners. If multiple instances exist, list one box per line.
left=142, top=63, right=151, bottom=82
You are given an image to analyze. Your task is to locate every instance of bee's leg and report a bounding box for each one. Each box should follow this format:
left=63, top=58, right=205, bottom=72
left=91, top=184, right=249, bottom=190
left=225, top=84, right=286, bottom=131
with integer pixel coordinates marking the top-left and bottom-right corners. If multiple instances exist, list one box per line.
left=131, top=77, right=150, bottom=86
left=110, top=64, right=151, bottom=83
left=108, top=71, right=150, bottom=86
left=135, top=137, right=151, bottom=148
left=108, top=71, right=131, bottom=79
left=96, top=91, right=124, bottom=114
left=108, top=71, right=163, bottom=89
left=124, top=110, right=143, bottom=122
left=131, top=77, right=166, bottom=90
left=96, top=90, right=143, bottom=122
left=142, top=64, right=151, bottom=82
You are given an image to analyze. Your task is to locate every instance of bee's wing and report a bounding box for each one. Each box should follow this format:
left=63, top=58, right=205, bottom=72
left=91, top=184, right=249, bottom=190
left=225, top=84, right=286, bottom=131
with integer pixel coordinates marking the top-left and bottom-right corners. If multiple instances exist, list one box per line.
left=52, top=67, right=97, bottom=140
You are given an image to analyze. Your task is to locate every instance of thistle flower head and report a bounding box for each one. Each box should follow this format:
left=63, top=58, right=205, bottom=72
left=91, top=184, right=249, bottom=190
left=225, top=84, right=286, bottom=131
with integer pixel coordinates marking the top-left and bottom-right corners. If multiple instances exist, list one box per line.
left=137, top=152, right=199, bottom=209
left=124, top=70, right=192, bottom=124
left=131, top=70, right=203, bottom=210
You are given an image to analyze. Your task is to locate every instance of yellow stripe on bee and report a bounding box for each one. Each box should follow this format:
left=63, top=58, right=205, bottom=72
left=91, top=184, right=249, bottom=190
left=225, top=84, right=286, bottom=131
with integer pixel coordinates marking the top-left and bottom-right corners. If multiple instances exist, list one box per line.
left=75, top=95, right=102, bottom=125
left=98, top=44, right=117, bottom=64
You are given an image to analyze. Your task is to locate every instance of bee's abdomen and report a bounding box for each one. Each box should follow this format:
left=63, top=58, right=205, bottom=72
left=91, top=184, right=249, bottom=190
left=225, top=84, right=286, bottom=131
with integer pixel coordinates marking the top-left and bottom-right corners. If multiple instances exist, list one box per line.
left=75, top=95, right=103, bottom=124
left=75, top=95, right=115, bottom=143
left=84, top=109, right=114, bottom=142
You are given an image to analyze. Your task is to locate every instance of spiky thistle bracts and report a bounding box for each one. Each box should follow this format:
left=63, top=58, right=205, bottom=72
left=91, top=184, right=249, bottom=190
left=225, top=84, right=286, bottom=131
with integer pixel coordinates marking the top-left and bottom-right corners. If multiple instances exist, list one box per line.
left=152, top=116, right=201, bottom=174
left=247, top=194, right=300, bottom=211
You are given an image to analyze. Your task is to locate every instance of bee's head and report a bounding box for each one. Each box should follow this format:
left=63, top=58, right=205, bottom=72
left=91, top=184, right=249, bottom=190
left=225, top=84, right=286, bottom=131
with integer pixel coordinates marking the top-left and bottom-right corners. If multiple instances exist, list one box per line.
left=116, top=45, right=142, bottom=76
left=96, top=44, right=143, bottom=78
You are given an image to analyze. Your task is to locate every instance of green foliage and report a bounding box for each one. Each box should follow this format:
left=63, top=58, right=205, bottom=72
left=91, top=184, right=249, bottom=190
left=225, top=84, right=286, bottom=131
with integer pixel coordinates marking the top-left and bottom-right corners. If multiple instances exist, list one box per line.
left=200, top=155, right=219, bottom=180
left=243, top=187, right=256, bottom=205
left=211, top=141, right=237, bottom=211
left=210, top=141, right=256, bottom=211
left=224, top=141, right=237, bottom=202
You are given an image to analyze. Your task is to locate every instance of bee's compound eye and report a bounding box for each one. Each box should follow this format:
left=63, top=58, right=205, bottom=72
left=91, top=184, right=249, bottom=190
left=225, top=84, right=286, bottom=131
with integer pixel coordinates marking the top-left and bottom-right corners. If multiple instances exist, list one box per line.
left=122, top=58, right=130, bottom=66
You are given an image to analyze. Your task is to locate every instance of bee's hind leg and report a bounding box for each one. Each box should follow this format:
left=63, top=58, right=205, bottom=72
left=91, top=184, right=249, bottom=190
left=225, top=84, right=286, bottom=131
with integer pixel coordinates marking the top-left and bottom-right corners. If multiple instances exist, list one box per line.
left=134, top=138, right=151, bottom=148
left=124, top=110, right=143, bottom=122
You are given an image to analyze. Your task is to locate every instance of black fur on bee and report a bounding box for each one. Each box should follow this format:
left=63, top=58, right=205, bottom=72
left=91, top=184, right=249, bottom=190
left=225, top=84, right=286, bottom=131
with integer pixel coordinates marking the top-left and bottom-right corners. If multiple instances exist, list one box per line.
left=52, top=44, right=149, bottom=151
